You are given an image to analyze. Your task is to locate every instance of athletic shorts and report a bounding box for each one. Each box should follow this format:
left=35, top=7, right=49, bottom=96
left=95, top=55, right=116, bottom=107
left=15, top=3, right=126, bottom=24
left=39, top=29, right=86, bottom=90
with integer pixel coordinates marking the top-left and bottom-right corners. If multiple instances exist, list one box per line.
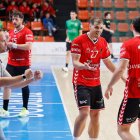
left=66, top=42, right=71, bottom=51
left=73, top=85, right=105, bottom=110
left=117, top=98, right=140, bottom=125
left=6, top=64, right=30, bottom=76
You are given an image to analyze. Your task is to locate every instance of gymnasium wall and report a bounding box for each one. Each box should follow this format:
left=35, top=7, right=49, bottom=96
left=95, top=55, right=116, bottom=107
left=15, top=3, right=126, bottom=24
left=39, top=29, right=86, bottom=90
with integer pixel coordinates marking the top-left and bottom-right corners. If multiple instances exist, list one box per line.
left=32, top=42, right=122, bottom=57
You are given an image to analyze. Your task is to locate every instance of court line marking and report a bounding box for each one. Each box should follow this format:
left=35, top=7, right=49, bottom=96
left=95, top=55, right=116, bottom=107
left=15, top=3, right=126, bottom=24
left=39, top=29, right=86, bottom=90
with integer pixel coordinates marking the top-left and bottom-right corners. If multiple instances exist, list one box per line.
left=5, top=131, right=71, bottom=133
left=51, top=66, right=73, bottom=134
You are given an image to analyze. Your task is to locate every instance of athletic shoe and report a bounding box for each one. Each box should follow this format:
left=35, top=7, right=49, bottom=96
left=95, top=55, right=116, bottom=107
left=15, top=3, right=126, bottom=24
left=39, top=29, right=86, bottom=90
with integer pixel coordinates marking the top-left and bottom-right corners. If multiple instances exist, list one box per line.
left=0, top=108, right=9, bottom=118
left=0, top=120, right=9, bottom=129
left=18, top=107, right=29, bottom=117
left=62, top=67, right=68, bottom=72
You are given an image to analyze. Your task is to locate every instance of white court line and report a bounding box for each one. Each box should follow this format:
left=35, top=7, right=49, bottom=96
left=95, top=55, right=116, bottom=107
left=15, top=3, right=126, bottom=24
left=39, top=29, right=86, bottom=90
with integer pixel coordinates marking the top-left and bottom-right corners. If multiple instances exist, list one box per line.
left=51, top=66, right=73, bottom=134
left=30, top=85, right=56, bottom=87
left=5, top=131, right=70, bottom=133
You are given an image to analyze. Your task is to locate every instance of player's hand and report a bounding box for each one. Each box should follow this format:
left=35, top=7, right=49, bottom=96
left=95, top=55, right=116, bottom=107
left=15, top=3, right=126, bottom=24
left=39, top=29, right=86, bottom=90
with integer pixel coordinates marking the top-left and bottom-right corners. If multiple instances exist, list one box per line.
left=7, top=42, right=17, bottom=49
left=65, top=37, right=71, bottom=43
left=110, top=30, right=114, bottom=34
left=34, top=70, right=43, bottom=81
left=4, top=31, right=9, bottom=42
left=104, top=86, right=113, bottom=99
left=84, top=63, right=97, bottom=71
left=24, top=69, right=34, bottom=80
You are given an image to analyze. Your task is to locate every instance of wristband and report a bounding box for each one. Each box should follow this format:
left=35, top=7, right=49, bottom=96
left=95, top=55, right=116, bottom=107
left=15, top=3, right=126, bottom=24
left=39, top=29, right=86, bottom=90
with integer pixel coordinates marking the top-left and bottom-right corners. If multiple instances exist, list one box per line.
left=22, top=74, right=26, bottom=81
left=12, top=43, right=18, bottom=49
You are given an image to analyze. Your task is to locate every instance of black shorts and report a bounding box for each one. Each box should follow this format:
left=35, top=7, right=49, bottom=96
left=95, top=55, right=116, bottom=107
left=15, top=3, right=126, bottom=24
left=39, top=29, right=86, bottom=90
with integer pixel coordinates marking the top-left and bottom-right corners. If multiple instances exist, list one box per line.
left=117, top=98, right=140, bottom=125
left=74, top=85, right=105, bottom=110
left=6, top=64, right=30, bottom=76
left=66, top=42, right=71, bottom=51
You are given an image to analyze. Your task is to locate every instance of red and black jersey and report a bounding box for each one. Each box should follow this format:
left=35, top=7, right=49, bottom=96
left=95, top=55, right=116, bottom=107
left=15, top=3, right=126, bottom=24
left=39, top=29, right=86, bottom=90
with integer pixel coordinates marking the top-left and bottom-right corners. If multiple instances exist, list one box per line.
left=71, top=33, right=110, bottom=87
left=120, top=36, right=140, bottom=98
left=8, top=26, right=33, bottom=66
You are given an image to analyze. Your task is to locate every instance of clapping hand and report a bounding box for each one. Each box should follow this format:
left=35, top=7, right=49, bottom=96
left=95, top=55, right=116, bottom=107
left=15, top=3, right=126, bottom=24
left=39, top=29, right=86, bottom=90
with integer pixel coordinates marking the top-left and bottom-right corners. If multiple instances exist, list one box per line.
left=34, top=70, right=43, bottom=81
left=24, top=69, right=34, bottom=80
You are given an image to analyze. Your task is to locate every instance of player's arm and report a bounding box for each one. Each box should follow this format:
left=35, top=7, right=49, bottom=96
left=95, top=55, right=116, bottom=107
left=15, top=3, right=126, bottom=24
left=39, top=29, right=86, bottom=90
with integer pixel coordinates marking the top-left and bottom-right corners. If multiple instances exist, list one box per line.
left=10, top=70, right=43, bottom=88
left=103, top=24, right=114, bottom=34
left=7, top=42, right=32, bottom=50
left=79, top=29, right=82, bottom=35
left=71, top=53, right=92, bottom=70
left=105, top=59, right=128, bottom=99
left=0, top=69, right=33, bottom=88
left=103, top=57, right=116, bottom=72
left=108, top=59, right=128, bottom=88
left=7, top=30, right=33, bottom=50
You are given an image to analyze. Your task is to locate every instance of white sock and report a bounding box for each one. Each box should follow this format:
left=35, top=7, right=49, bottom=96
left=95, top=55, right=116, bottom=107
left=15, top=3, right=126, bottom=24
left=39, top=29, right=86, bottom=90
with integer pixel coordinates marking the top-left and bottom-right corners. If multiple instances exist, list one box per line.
left=73, top=137, right=80, bottom=140
left=89, top=138, right=98, bottom=140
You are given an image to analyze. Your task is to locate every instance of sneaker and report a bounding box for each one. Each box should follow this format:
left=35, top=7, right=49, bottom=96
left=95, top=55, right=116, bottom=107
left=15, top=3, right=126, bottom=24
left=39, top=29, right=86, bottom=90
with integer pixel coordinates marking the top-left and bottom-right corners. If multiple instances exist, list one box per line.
left=18, top=108, right=29, bottom=117
left=62, top=67, right=68, bottom=72
left=0, top=108, right=9, bottom=118
left=0, top=120, right=9, bottom=129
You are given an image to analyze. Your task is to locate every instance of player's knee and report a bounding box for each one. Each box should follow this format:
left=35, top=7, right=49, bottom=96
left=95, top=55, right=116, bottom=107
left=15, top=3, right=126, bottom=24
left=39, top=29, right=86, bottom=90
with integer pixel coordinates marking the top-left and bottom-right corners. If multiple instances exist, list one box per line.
left=79, top=108, right=90, bottom=119
left=117, top=125, right=130, bottom=136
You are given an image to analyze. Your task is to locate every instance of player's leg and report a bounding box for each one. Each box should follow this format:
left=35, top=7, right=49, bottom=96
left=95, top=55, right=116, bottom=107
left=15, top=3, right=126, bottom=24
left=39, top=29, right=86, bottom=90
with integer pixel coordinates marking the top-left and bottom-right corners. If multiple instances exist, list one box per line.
left=17, top=66, right=30, bottom=117
left=88, top=110, right=100, bottom=139
left=117, top=98, right=139, bottom=140
left=0, top=88, right=11, bottom=117
left=73, top=85, right=91, bottom=138
left=88, top=85, right=104, bottom=139
left=74, top=107, right=90, bottom=137
left=62, top=42, right=71, bottom=72
left=117, top=124, right=136, bottom=140
left=0, top=64, right=15, bottom=117
left=109, top=43, right=114, bottom=58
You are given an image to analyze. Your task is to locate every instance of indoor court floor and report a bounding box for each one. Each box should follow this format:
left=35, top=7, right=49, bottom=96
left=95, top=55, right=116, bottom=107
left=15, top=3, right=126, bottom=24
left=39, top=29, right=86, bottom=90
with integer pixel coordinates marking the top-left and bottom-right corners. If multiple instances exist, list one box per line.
left=0, top=55, right=139, bottom=140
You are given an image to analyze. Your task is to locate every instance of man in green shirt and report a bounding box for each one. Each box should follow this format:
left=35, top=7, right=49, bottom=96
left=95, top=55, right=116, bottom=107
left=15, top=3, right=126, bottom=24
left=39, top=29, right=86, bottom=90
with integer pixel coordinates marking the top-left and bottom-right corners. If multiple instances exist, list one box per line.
left=62, top=11, right=82, bottom=72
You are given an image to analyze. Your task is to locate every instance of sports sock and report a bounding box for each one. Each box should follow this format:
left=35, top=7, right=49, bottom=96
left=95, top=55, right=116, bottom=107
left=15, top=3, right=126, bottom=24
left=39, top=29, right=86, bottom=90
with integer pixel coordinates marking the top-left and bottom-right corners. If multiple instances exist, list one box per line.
left=3, top=99, right=9, bottom=111
left=65, top=63, right=68, bottom=67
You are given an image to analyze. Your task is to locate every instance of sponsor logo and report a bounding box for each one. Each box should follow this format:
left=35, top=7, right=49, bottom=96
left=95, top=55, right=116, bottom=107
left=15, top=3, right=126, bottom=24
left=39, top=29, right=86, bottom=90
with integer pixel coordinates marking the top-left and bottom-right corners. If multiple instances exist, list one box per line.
left=96, top=98, right=104, bottom=104
left=126, top=117, right=137, bottom=123
left=79, top=100, right=87, bottom=104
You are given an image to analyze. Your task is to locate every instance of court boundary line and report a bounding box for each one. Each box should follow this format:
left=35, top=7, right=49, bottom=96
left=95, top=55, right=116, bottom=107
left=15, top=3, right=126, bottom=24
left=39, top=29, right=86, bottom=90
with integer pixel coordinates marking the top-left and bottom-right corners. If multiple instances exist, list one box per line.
left=51, top=66, right=73, bottom=134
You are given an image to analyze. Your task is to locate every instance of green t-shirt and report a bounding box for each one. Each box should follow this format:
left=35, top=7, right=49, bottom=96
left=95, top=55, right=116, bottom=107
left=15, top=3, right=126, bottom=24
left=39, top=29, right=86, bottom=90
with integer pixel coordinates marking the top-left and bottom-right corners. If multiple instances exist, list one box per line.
left=0, top=21, right=3, bottom=29
left=66, top=19, right=82, bottom=41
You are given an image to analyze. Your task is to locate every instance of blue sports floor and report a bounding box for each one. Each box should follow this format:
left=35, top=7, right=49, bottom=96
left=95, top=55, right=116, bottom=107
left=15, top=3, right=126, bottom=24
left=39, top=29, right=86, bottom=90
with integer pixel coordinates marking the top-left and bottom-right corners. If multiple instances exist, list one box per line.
left=0, top=56, right=72, bottom=140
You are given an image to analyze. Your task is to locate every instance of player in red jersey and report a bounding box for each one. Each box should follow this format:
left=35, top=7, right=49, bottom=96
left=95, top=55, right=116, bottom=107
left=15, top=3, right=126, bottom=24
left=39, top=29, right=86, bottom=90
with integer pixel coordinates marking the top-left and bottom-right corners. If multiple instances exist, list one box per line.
left=71, top=18, right=125, bottom=140
left=0, top=11, right=34, bottom=117
left=0, top=30, right=43, bottom=118
left=105, top=17, right=140, bottom=140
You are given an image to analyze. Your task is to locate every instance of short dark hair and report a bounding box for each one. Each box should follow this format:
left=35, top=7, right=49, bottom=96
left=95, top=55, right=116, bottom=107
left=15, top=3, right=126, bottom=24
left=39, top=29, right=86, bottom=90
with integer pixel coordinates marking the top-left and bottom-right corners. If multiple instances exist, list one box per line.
left=12, top=11, right=24, bottom=19
left=90, top=18, right=103, bottom=25
left=132, top=16, right=140, bottom=33
left=70, top=10, right=77, bottom=14
left=104, top=12, right=111, bottom=18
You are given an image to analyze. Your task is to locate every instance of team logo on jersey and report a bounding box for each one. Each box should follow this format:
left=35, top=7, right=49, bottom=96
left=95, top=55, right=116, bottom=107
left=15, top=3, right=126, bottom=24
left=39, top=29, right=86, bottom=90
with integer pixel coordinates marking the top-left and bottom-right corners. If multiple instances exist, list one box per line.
left=72, top=43, right=79, bottom=46
left=86, top=48, right=90, bottom=53
left=138, top=45, right=140, bottom=49
left=26, top=34, right=33, bottom=41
